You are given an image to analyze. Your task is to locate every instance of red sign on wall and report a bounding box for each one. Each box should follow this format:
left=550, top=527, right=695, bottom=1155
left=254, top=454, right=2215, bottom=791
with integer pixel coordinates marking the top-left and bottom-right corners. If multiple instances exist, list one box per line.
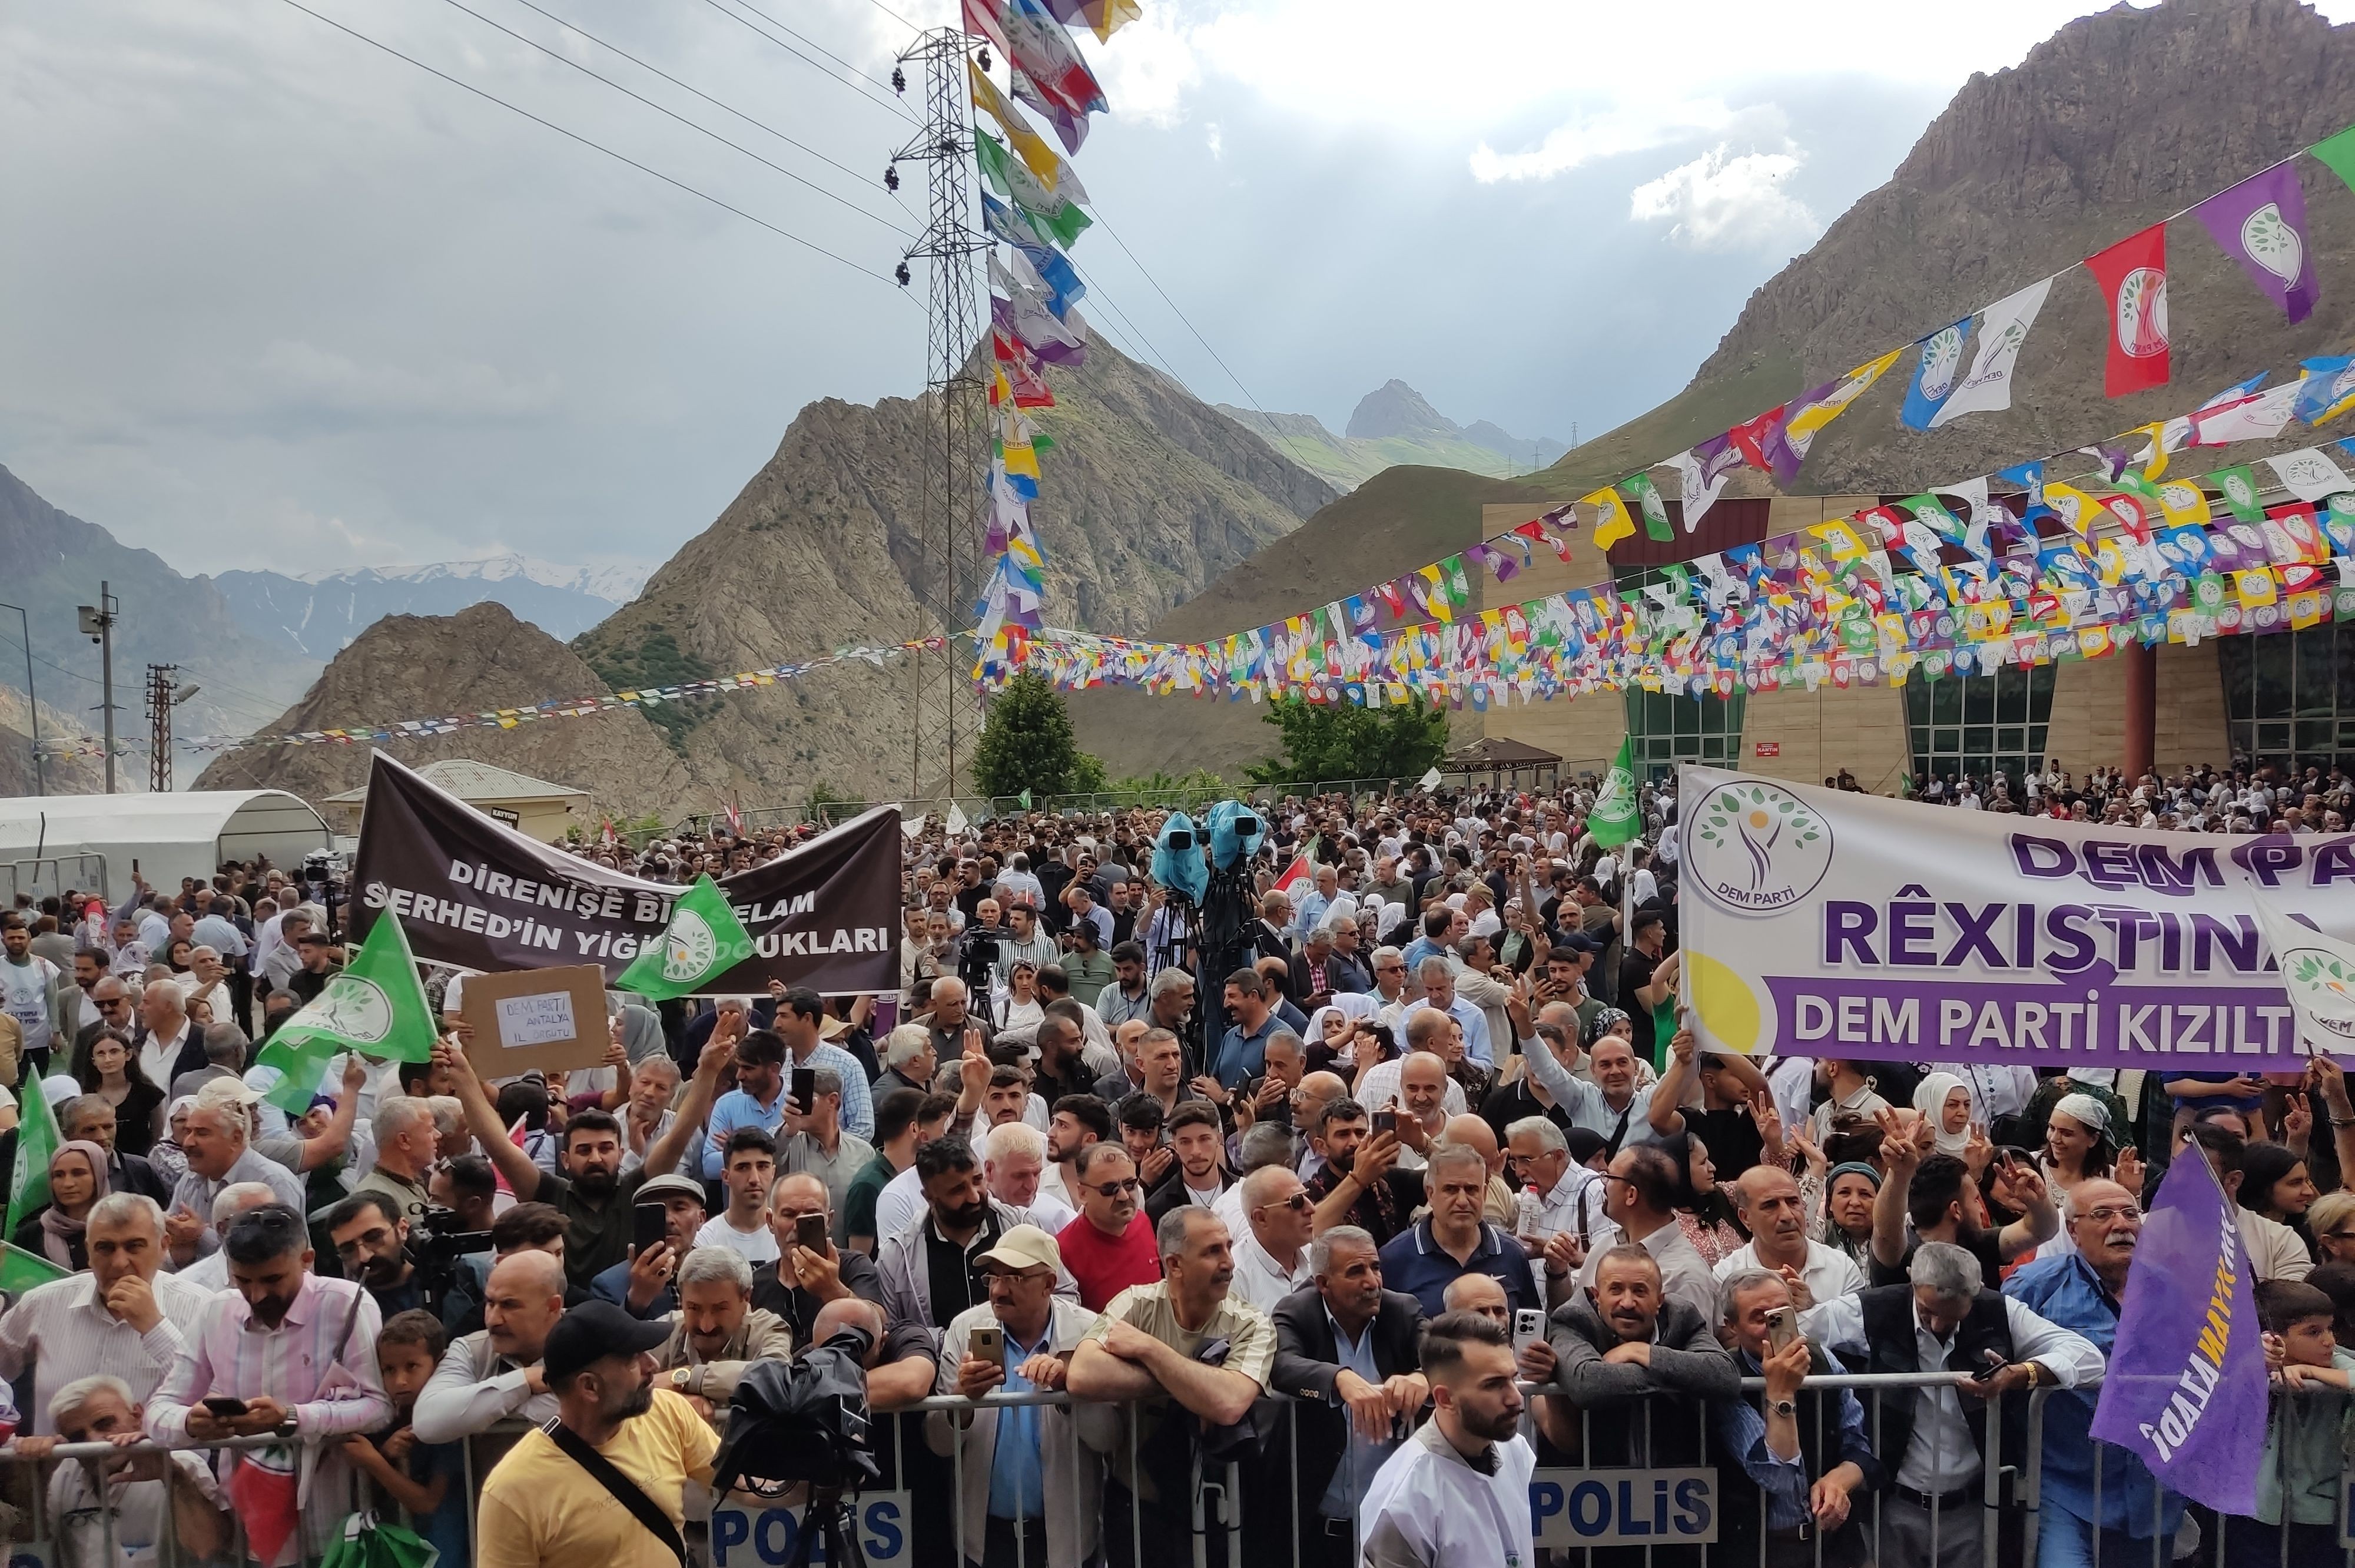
left=1753, top=742, right=1781, bottom=757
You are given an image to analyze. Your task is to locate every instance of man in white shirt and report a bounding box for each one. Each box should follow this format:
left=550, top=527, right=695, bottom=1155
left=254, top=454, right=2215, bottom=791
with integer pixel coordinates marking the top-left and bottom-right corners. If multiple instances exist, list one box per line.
left=983, top=1120, right=1075, bottom=1234
left=1356, top=1311, right=1534, bottom=1568
left=0, top=1194, right=215, bottom=1433
left=2, top=913, right=68, bottom=1070
left=1227, top=1165, right=1314, bottom=1314
left=1574, top=1143, right=1715, bottom=1323
left=134, top=984, right=198, bottom=1101
left=695, top=1128, right=781, bottom=1264
left=1502, top=1117, right=1614, bottom=1254
left=1713, top=1166, right=1863, bottom=1309
left=1804, top=1241, right=2104, bottom=1568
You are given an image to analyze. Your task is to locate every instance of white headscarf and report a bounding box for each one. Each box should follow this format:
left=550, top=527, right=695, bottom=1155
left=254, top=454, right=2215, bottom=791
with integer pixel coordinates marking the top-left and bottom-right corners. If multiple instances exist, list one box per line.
left=1910, top=1071, right=1971, bottom=1155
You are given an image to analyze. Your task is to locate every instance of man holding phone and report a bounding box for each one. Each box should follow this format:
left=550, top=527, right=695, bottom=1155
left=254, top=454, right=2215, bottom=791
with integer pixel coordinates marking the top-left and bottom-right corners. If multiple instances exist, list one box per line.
left=926, top=1225, right=1103, bottom=1568
left=1709, top=1271, right=1877, bottom=1568
left=777, top=1065, right=874, bottom=1227
left=588, top=1174, right=707, bottom=1319
left=751, top=1172, right=886, bottom=1345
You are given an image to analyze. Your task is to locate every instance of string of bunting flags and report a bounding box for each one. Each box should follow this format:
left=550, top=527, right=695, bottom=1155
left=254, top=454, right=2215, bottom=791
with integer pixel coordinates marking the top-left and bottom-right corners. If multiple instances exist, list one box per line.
left=977, top=121, right=2355, bottom=707
left=31, top=638, right=946, bottom=760
left=964, top=0, right=1136, bottom=652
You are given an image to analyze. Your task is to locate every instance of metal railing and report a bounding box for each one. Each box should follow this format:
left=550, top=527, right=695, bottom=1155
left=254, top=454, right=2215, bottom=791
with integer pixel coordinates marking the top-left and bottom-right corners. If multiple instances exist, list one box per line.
left=5, top=1373, right=2349, bottom=1568
left=0, top=853, right=108, bottom=907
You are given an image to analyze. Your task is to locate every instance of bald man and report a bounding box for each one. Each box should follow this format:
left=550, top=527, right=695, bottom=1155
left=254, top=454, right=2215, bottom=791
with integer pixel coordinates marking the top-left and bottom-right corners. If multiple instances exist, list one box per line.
left=1441, top=1114, right=1521, bottom=1228
left=413, top=1249, right=566, bottom=1444
left=1292, top=1072, right=1349, bottom=1180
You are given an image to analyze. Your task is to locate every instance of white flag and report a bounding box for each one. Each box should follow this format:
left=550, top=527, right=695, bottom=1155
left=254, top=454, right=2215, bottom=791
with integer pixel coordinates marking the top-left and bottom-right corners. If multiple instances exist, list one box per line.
left=2268, top=446, right=2355, bottom=503
left=1928, top=277, right=2054, bottom=429
left=2250, top=896, right=2355, bottom=1052
left=946, top=803, right=970, bottom=837
left=1418, top=768, right=1443, bottom=790
left=1671, top=445, right=1738, bottom=533
left=2192, top=378, right=2305, bottom=446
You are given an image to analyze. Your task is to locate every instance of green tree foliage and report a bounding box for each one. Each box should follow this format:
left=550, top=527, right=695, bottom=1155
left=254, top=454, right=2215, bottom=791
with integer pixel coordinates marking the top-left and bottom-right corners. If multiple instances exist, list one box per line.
left=971, top=672, right=1105, bottom=799
left=1244, top=695, right=1450, bottom=787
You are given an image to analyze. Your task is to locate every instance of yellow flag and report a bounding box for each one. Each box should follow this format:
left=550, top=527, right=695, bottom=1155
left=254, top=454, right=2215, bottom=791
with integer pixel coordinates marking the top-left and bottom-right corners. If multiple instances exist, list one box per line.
left=2235, top=569, right=2278, bottom=609
left=1786, top=348, right=1905, bottom=447
left=1811, top=518, right=1869, bottom=562
left=999, top=440, right=1040, bottom=480
left=1087, top=0, right=1142, bottom=39
left=2043, top=483, right=2102, bottom=537
left=1586, top=488, right=1634, bottom=549
left=969, top=62, right=1067, bottom=187
left=2157, top=478, right=2212, bottom=529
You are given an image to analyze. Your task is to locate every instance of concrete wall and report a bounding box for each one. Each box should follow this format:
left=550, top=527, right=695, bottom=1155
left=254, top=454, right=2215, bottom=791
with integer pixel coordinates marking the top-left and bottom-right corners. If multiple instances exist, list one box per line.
left=2042, top=639, right=2230, bottom=775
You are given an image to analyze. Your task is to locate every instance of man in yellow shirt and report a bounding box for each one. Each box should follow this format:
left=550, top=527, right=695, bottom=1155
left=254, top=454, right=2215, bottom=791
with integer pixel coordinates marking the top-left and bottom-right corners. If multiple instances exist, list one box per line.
left=476, top=1300, right=719, bottom=1568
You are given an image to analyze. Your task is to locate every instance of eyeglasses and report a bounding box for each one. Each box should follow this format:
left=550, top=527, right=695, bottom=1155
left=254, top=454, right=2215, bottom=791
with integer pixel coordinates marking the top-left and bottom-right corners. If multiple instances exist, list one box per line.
left=1085, top=1178, right=1142, bottom=1198
left=2081, top=1205, right=2142, bottom=1224
left=2324, top=1229, right=2355, bottom=1244
left=1256, top=1192, right=1312, bottom=1215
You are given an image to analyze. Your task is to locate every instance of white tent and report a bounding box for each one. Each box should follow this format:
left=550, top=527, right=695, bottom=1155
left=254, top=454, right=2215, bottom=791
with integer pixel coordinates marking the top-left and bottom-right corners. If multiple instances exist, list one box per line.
left=0, top=790, right=331, bottom=901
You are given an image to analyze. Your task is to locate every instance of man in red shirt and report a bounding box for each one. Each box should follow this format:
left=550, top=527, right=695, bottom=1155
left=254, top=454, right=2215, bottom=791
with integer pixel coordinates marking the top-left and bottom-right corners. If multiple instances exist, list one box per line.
left=1055, top=1143, right=1162, bottom=1310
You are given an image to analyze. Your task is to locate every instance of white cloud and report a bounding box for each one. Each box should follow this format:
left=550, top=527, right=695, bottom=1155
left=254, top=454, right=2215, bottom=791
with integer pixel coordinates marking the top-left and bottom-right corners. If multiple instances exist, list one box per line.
left=251, top=341, right=563, bottom=423
left=1206, top=122, right=1222, bottom=159
left=1628, top=144, right=1821, bottom=251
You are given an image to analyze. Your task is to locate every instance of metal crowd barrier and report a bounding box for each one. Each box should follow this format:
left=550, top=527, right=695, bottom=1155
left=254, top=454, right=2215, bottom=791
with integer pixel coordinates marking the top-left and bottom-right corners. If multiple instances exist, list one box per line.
left=4, top=1375, right=2351, bottom=1568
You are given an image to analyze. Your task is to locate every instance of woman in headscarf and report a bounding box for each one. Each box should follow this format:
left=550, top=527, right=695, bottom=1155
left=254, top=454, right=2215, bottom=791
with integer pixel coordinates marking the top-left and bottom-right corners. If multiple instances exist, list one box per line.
left=1585, top=1007, right=1634, bottom=1051
left=1910, top=1071, right=1975, bottom=1158
left=615, top=999, right=668, bottom=1066
left=14, top=1141, right=109, bottom=1270
left=2030, top=1090, right=2141, bottom=1261
left=1820, top=1161, right=1882, bottom=1267
left=1652, top=1129, right=1748, bottom=1266
left=147, top=1096, right=198, bottom=1188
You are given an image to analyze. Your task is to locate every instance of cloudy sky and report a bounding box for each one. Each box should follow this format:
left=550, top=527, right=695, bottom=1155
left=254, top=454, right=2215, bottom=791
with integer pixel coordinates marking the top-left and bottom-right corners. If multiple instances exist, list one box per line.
left=6, top=0, right=2326, bottom=581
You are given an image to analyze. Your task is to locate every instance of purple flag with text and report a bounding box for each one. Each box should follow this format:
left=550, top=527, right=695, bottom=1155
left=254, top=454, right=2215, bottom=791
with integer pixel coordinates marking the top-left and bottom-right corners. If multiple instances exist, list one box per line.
left=2088, top=1151, right=2267, bottom=1513
left=2193, top=161, right=2319, bottom=324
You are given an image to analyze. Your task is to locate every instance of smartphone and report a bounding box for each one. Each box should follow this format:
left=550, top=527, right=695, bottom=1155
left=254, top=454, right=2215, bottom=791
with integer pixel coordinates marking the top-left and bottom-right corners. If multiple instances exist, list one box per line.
left=1764, top=1306, right=1799, bottom=1357
left=1512, top=1308, right=1545, bottom=1355
left=795, top=1212, right=829, bottom=1252
left=1970, top=1351, right=2008, bottom=1383
left=632, top=1202, right=669, bottom=1256
left=1372, top=1110, right=1397, bottom=1136
left=967, top=1324, right=1004, bottom=1365
left=201, top=1397, right=249, bottom=1418
left=791, top=1067, right=817, bottom=1116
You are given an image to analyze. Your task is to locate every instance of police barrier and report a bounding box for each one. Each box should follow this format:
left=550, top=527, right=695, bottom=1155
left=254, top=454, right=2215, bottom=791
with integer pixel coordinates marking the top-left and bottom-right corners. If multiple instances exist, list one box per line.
left=4, top=1378, right=2354, bottom=1568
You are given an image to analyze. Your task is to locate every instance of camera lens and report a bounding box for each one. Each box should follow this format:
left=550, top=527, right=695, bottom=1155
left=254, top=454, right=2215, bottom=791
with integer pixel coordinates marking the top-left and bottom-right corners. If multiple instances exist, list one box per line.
left=1234, top=816, right=1259, bottom=836
left=1166, top=832, right=1192, bottom=850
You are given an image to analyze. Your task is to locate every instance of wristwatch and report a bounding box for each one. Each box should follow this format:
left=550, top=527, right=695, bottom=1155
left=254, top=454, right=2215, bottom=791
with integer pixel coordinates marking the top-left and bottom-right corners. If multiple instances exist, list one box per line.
left=1770, top=1398, right=1796, bottom=1418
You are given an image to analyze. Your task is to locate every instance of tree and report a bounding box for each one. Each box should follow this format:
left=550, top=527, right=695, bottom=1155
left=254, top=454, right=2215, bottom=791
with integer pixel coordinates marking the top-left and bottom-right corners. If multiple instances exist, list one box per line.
left=971, top=671, right=1106, bottom=800
left=1243, top=695, right=1450, bottom=788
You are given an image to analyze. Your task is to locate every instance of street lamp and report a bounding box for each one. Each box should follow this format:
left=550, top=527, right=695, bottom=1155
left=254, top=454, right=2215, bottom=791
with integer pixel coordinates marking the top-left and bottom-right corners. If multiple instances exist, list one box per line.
left=0, top=602, right=39, bottom=796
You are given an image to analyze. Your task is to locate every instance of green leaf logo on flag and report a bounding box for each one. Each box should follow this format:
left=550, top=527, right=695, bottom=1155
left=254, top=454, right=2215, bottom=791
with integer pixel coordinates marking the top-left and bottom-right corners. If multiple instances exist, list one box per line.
left=1589, top=737, right=1642, bottom=848
left=617, top=874, right=754, bottom=1002
left=255, top=911, right=439, bottom=1114
left=2208, top=465, right=2266, bottom=523
left=5, top=1069, right=62, bottom=1244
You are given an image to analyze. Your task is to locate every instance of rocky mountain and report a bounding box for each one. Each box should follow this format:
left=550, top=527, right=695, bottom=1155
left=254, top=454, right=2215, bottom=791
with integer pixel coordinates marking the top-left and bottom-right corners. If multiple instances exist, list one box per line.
left=569, top=339, right=1334, bottom=803
left=209, top=554, right=645, bottom=661
left=0, top=463, right=320, bottom=762
left=1218, top=382, right=1567, bottom=492
left=1078, top=0, right=2355, bottom=774
left=1545, top=0, right=2355, bottom=498
left=193, top=602, right=706, bottom=818
left=0, top=687, right=107, bottom=797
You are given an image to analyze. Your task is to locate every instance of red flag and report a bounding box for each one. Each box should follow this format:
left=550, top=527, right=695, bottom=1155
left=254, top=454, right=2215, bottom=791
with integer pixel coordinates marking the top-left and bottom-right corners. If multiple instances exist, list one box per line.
left=963, top=0, right=1011, bottom=58
left=1273, top=853, right=1313, bottom=899
left=2085, top=224, right=2170, bottom=397
left=725, top=799, right=744, bottom=837
left=1727, top=405, right=1790, bottom=474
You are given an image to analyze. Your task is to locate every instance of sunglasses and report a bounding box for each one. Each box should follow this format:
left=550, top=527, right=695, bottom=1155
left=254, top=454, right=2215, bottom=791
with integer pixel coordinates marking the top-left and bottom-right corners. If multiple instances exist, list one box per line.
left=1255, top=1192, right=1313, bottom=1215
left=1085, top=1178, right=1142, bottom=1198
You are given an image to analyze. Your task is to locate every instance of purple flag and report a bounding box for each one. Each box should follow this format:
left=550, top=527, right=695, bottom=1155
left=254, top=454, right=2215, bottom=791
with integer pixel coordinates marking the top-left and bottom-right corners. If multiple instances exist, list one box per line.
left=2088, top=1151, right=2268, bottom=1513
left=2194, top=161, right=2319, bottom=324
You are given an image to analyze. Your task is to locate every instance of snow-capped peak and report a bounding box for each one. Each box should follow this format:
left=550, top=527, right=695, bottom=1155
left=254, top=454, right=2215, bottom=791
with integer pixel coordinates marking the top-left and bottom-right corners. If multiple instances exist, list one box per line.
left=294, top=553, right=651, bottom=602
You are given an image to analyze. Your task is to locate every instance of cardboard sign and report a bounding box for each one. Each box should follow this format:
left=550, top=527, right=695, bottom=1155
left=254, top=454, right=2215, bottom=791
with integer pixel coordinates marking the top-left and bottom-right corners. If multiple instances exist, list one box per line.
left=457, top=966, right=612, bottom=1077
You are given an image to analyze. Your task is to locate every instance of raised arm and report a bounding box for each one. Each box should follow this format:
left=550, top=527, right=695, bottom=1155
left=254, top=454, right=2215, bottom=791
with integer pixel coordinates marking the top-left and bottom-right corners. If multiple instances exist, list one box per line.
left=1650, top=1030, right=1696, bottom=1136
left=647, top=1031, right=735, bottom=1181
left=1870, top=1111, right=1926, bottom=1269
left=437, top=1039, right=545, bottom=1199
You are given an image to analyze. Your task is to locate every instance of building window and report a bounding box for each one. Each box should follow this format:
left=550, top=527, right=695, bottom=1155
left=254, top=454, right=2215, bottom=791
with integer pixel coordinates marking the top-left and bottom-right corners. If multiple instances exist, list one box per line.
left=2218, top=625, right=2355, bottom=768
left=1904, top=665, right=2056, bottom=792
left=1621, top=688, right=1746, bottom=777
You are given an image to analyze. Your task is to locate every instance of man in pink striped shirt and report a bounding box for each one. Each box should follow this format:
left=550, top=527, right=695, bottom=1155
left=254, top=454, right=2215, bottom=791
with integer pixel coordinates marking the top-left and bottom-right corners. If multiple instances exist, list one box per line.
left=145, top=1204, right=396, bottom=1567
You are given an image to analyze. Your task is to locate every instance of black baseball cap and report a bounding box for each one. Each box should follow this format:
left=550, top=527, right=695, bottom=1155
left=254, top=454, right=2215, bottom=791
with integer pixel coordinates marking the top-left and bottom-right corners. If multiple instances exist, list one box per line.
left=541, top=1301, right=672, bottom=1383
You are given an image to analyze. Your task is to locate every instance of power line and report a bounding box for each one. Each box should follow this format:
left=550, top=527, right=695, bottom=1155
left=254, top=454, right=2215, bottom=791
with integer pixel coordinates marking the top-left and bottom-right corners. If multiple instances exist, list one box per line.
left=276, top=0, right=907, bottom=287
left=434, top=0, right=914, bottom=238
left=691, top=0, right=921, bottom=126
left=857, top=0, right=924, bottom=39
left=1087, top=207, right=1269, bottom=417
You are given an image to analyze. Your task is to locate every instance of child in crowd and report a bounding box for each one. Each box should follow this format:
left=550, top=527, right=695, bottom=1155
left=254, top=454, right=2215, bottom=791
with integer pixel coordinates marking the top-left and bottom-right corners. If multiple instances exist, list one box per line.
left=2244, top=1279, right=2355, bottom=1568
left=338, top=1309, right=467, bottom=1568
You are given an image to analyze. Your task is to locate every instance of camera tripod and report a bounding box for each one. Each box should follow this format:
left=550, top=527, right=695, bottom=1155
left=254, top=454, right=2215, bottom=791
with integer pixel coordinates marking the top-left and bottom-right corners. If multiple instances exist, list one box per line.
left=788, top=1486, right=868, bottom=1568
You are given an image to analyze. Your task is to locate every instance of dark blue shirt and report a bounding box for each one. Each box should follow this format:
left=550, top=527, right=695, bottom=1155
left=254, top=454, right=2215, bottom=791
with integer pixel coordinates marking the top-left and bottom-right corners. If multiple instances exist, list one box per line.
left=1207, top=1012, right=1283, bottom=1088
left=1376, top=1215, right=1539, bottom=1320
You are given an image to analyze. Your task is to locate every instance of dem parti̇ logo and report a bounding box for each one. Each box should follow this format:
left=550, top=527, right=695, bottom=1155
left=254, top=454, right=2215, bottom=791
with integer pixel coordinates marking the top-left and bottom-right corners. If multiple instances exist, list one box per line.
left=661, top=909, right=721, bottom=984
left=2280, top=945, right=2355, bottom=1040
left=1689, top=783, right=1832, bottom=914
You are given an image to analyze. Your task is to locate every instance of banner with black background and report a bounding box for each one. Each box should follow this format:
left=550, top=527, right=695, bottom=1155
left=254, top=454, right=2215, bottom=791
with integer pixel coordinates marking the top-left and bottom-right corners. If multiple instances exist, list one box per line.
left=349, top=754, right=900, bottom=995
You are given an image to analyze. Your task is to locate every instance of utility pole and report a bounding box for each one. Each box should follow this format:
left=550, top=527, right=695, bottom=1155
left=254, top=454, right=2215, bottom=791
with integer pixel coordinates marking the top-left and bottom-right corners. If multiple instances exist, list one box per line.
left=144, top=664, right=201, bottom=792
left=0, top=603, right=38, bottom=796
left=77, top=583, right=120, bottom=794
left=891, top=26, right=990, bottom=805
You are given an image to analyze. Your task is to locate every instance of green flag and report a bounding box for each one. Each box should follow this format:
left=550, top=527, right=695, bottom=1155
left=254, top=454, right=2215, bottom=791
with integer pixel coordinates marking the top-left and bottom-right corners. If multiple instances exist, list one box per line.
left=1019, top=789, right=1033, bottom=809
left=616, top=874, right=756, bottom=1003
left=1589, top=737, right=1643, bottom=848
left=254, top=913, right=439, bottom=1115
left=2313, top=122, right=2355, bottom=198
left=1623, top=474, right=1674, bottom=542
left=0, top=1241, right=69, bottom=1295
left=4, top=1072, right=62, bottom=1243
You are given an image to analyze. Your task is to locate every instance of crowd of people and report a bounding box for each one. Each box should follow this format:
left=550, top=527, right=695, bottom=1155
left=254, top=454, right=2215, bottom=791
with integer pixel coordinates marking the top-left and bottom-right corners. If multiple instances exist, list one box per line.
left=0, top=759, right=2351, bottom=1568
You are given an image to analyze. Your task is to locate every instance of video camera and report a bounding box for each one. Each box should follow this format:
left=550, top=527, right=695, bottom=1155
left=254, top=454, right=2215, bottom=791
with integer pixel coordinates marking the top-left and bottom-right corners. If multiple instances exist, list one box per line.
left=409, top=1205, right=493, bottom=1313
left=956, top=924, right=1010, bottom=1022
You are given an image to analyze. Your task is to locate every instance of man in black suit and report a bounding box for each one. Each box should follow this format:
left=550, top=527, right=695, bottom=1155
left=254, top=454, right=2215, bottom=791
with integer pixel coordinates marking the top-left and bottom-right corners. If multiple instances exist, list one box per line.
left=1268, top=1225, right=1428, bottom=1568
